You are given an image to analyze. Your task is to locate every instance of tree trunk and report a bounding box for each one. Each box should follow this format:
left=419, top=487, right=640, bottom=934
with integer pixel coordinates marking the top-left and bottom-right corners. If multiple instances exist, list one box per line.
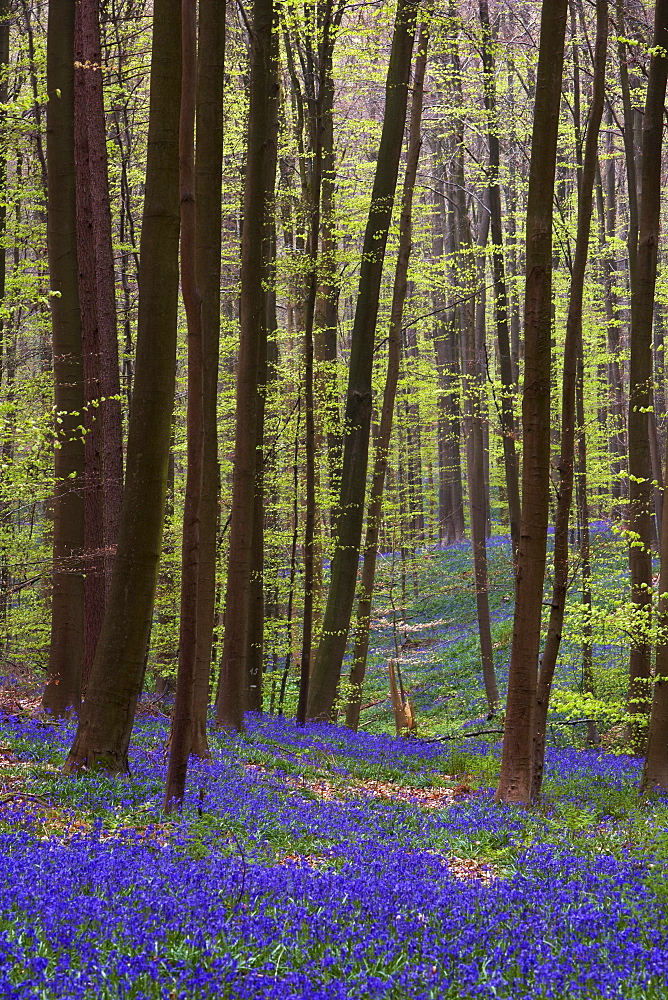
left=164, top=0, right=203, bottom=812
left=616, top=0, right=639, bottom=289
left=313, top=32, right=341, bottom=538
left=306, top=0, right=418, bottom=721
left=479, top=0, right=520, bottom=562
left=450, top=31, right=498, bottom=716
left=191, top=0, right=226, bottom=757
left=531, top=0, right=607, bottom=801
left=430, top=159, right=461, bottom=545
left=80, top=0, right=124, bottom=590
left=401, top=318, right=425, bottom=546
left=496, top=0, right=569, bottom=805
left=631, top=0, right=668, bottom=767
left=246, top=22, right=278, bottom=716
left=346, top=16, right=429, bottom=731
left=216, top=0, right=275, bottom=732
left=43, top=0, right=85, bottom=718
left=595, top=106, right=626, bottom=517
left=73, top=10, right=105, bottom=694
left=64, top=0, right=181, bottom=773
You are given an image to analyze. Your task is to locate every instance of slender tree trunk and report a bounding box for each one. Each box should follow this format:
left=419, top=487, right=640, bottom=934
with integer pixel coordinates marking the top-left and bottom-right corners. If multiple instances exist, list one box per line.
left=632, top=0, right=668, bottom=769
left=314, top=38, right=342, bottom=538
left=496, top=0, right=569, bottom=805
left=616, top=0, right=639, bottom=289
left=295, top=27, right=326, bottom=725
left=479, top=0, right=520, bottom=561
left=191, top=0, right=226, bottom=757
left=346, top=16, right=429, bottom=730
left=216, top=0, right=275, bottom=731
left=246, top=23, right=278, bottom=716
left=431, top=161, right=458, bottom=544
left=401, top=318, right=425, bottom=546
left=245, top=430, right=265, bottom=713
left=450, top=30, right=498, bottom=715
left=73, top=11, right=105, bottom=694
left=595, top=108, right=626, bottom=516
left=64, top=0, right=181, bottom=773
left=43, top=0, right=85, bottom=718
left=306, top=0, right=418, bottom=721
left=531, top=0, right=607, bottom=801
left=576, top=340, right=597, bottom=747
left=0, top=0, right=11, bottom=658
left=80, top=0, right=124, bottom=589
left=164, top=0, right=203, bottom=811
left=444, top=182, right=467, bottom=543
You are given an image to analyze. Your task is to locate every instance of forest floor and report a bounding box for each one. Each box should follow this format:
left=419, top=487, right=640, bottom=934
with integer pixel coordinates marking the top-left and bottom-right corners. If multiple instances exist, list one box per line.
left=0, top=524, right=666, bottom=998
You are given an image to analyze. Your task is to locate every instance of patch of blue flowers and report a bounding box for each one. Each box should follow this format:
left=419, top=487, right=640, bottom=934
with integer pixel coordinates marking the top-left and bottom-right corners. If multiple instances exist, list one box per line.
left=0, top=712, right=666, bottom=998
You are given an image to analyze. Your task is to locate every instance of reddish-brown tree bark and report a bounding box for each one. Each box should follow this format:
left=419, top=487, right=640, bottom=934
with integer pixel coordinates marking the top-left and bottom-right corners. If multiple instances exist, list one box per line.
left=479, top=0, right=520, bottom=563
left=65, top=0, right=181, bottom=772
left=496, top=0, right=569, bottom=806
left=531, top=0, right=607, bottom=801
left=635, top=0, right=668, bottom=786
left=191, top=0, right=226, bottom=756
left=346, top=15, right=430, bottom=731
left=216, top=0, right=276, bottom=731
left=164, top=0, right=202, bottom=811
left=627, top=0, right=668, bottom=755
left=43, top=0, right=85, bottom=718
left=306, top=0, right=418, bottom=721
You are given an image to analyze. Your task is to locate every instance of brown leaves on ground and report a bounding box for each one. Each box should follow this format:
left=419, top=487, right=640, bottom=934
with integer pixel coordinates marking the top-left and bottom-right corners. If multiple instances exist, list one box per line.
left=244, top=760, right=478, bottom=809
left=0, top=688, right=45, bottom=720
left=447, top=855, right=497, bottom=884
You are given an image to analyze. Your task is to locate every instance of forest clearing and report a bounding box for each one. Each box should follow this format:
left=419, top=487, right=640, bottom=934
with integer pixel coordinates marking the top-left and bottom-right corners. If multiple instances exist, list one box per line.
left=3, top=0, right=668, bottom=993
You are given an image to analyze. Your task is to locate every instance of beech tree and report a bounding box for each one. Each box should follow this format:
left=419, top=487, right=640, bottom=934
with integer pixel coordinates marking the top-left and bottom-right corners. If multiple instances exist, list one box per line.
left=42, top=0, right=85, bottom=718
left=637, top=0, right=668, bottom=790
left=496, top=0, right=569, bottom=806
left=627, top=0, right=666, bottom=754
left=73, top=0, right=124, bottom=688
left=215, top=0, right=276, bottom=732
left=65, top=0, right=182, bottom=773
left=532, top=0, right=608, bottom=801
left=164, top=0, right=202, bottom=810
left=191, top=0, right=226, bottom=758
left=346, top=12, right=431, bottom=730
left=306, top=0, right=419, bottom=721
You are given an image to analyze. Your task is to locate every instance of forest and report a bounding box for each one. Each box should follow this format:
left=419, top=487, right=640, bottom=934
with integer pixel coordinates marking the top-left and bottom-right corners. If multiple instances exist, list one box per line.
left=1, top=0, right=668, bottom=994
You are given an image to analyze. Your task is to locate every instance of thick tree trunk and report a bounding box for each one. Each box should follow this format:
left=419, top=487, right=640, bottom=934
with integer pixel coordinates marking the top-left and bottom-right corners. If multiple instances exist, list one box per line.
left=216, top=0, right=275, bottom=731
left=633, top=0, right=668, bottom=772
left=191, top=0, right=225, bottom=757
left=627, top=0, right=668, bottom=754
left=64, top=0, right=181, bottom=773
left=306, top=0, right=418, bottom=721
left=531, top=0, right=607, bottom=801
left=346, top=17, right=429, bottom=731
left=496, top=0, right=568, bottom=806
left=43, top=0, right=85, bottom=718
